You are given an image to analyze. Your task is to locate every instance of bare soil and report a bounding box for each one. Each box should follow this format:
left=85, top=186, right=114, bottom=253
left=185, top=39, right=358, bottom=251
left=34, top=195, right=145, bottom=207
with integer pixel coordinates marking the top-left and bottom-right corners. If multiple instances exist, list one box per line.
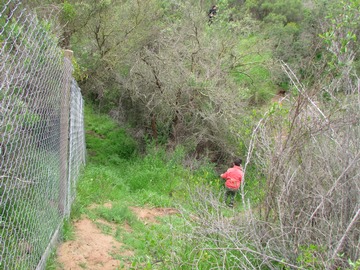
left=56, top=205, right=178, bottom=270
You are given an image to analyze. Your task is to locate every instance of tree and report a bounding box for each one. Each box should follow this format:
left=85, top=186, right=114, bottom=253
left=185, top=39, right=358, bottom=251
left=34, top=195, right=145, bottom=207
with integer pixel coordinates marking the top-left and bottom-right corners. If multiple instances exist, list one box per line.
left=57, top=0, right=164, bottom=112
left=124, top=1, right=255, bottom=159
left=174, top=62, right=360, bottom=269
left=247, top=62, right=360, bottom=268
left=245, top=0, right=303, bottom=24
left=320, top=0, right=360, bottom=94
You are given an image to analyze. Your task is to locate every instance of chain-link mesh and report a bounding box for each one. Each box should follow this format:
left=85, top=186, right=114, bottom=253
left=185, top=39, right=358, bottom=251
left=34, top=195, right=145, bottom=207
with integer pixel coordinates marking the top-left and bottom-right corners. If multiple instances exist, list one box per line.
left=0, top=2, right=85, bottom=269
left=67, top=80, right=86, bottom=216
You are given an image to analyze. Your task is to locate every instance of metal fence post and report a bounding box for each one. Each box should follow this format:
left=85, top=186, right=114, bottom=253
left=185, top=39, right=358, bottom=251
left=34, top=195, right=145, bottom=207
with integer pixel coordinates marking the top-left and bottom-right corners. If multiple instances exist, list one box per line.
left=59, top=49, right=73, bottom=216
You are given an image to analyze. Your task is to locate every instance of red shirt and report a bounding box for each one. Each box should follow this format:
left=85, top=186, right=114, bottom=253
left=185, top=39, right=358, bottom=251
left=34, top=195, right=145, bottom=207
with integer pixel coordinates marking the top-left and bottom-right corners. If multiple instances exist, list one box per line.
left=221, top=165, right=243, bottom=190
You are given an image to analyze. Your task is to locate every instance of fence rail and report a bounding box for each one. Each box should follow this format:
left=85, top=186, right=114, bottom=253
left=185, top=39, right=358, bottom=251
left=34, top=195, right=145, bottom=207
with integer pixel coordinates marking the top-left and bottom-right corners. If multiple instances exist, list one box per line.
left=0, top=2, right=85, bottom=269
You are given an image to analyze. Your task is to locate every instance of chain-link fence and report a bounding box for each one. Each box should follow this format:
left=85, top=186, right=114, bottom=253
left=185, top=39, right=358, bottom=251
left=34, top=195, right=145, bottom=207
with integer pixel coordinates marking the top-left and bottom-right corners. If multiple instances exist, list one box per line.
left=0, top=1, right=85, bottom=269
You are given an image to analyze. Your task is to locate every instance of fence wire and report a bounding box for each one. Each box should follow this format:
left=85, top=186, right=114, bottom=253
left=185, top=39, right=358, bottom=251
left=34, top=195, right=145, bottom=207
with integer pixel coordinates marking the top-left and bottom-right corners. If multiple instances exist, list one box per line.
left=0, top=2, right=85, bottom=269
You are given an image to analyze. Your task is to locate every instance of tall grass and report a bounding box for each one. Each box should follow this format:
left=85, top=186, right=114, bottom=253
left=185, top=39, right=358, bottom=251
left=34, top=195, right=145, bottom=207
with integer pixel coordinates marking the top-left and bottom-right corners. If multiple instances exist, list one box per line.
left=72, top=106, right=195, bottom=211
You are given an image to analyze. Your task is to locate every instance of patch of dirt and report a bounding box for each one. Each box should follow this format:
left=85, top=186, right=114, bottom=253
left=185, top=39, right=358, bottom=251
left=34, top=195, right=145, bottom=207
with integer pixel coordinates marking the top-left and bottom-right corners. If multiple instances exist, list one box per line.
left=129, top=206, right=179, bottom=224
left=56, top=218, right=132, bottom=270
left=56, top=205, right=178, bottom=269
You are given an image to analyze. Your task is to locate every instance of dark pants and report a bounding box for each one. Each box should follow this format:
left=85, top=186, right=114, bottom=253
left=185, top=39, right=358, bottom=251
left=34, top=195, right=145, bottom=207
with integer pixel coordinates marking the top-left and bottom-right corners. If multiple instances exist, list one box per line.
left=224, top=187, right=238, bottom=206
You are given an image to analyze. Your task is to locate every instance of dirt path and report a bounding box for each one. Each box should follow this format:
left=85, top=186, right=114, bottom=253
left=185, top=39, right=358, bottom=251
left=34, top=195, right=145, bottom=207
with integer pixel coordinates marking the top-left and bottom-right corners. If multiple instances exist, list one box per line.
left=56, top=206, right=178, bottom=270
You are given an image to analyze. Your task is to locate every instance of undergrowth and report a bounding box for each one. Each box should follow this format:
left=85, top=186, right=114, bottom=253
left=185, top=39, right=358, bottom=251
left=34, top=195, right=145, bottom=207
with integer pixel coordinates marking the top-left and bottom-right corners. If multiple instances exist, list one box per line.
left=47, top=105, right=260, bottom=269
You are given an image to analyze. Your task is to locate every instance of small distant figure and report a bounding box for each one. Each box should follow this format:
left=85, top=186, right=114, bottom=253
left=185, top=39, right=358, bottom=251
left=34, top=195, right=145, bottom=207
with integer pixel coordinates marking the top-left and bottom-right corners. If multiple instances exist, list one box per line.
left=208, top=5, right=217, bottom=24
left=220, top=158, right=244, bottom=208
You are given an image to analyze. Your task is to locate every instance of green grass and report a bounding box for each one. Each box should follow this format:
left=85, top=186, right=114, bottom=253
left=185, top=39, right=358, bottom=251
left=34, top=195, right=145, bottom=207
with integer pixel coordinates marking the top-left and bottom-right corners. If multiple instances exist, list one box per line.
left=93, top=203, right=137, bottom=225
left=84, top=105, right=138, bottom=165
left=46, top=104, right=263, bottom=269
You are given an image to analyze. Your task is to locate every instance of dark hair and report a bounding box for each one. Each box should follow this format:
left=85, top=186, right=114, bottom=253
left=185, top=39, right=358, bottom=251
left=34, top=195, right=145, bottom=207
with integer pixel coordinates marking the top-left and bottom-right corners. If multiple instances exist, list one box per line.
left=233, top=158, right=242, bottom=166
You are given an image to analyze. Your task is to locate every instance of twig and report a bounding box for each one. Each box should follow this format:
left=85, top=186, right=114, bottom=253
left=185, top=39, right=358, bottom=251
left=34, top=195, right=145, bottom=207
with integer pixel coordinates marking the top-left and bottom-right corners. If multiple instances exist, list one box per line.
left=203, top=246, right=306, bottom=269
left=330, top=208, right=360, bottom=262
left=281, top=61, right=328, bottom=122
left=310, top=151, right=360, bottom=220
left=241, top=112, right=269, bottom=206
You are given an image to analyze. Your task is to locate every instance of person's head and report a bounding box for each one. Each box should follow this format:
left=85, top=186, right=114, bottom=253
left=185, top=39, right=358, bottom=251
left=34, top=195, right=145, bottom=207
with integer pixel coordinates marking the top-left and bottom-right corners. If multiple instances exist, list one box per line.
left=233, top=158, right=242, bottom=166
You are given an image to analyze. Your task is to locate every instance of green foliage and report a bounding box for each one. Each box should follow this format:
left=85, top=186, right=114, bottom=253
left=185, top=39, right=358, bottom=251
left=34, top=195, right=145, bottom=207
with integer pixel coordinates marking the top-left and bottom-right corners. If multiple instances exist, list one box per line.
left=316, top=0, right=360, bottom=93
left=319, top=0, right=360, bottom=64
left=264, top=15, right=302, bottom=64
left=69, top=0, right=164, bottom=112
left=33, top=0, right=360, bottom=268
left=266, top=0, right=303, bottom=23
left=62, top=1, right=76, bottom=21
left=94, top=203, right=137, bottom=225
left=347, top=258, right=360, bottom=270
left=0, top=16, right=22, bottom=49
left=44, top=251, right=60, bottom=270
left=84, top=106, right=138, bottom=165
left=121, top=215, right=187, bottom=268
left=62, top=219, right=75, bottom=241
left=246, top=0, right=303, bottom=24
left=52, top=99, right=296, bottom=269
left=71, top=56, right=87, bottom=82
left=232, top=35, right=276, bottom=105
left=123, top=146, right=187, bottom=195
left=296, top=244, right=326, bottom=269
left=75, top=106, right=190, bottom=210
left=241, top=163, right=266, bottom=205
left=76, top=164, right=130, bottom=206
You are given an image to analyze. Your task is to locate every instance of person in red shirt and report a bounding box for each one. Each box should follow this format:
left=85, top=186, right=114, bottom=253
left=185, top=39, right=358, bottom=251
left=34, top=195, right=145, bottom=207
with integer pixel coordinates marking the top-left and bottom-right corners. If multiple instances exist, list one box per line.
left=220, top=158, right=243, bottom=207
